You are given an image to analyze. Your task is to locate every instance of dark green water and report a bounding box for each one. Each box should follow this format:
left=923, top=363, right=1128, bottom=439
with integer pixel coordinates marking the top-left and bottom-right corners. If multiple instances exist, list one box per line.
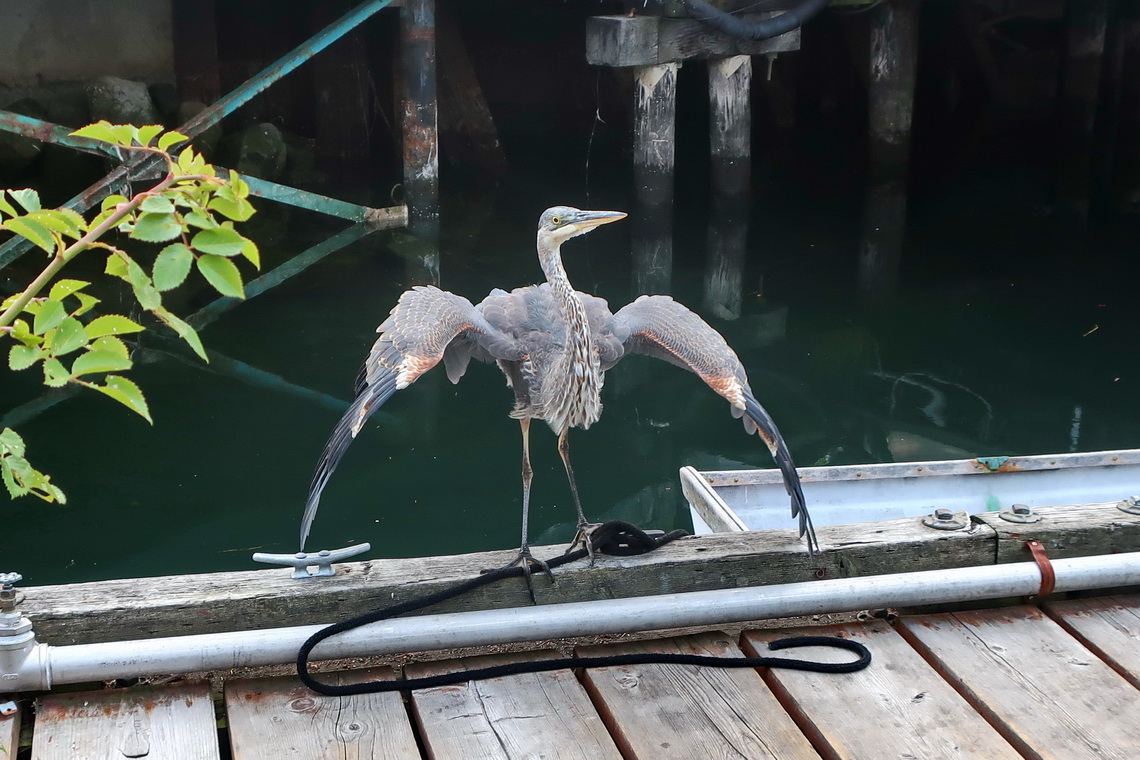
left=5, top=131, right=1140, bottom=587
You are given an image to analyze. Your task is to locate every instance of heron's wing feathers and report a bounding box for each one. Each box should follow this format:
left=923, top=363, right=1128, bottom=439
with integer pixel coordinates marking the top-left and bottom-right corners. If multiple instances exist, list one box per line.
left=612, top=295, right=816, bottom=554
left=302, top=286, right=521, bottom=549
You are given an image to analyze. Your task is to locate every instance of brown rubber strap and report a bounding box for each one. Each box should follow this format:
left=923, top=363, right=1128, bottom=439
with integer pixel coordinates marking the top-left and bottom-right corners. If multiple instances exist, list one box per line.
left=1026, top=540, right=1056, bottom=597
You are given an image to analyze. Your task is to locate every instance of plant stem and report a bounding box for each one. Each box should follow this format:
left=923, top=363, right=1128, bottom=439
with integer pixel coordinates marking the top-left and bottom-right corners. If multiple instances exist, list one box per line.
left=0, top=177, right=178, bottom=329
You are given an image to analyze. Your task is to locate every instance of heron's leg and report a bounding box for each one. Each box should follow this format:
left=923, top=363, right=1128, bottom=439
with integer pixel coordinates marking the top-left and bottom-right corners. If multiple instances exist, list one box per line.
left=559, top=428, right=600, bottom=562
left=485, top=418, right=553, bottom=600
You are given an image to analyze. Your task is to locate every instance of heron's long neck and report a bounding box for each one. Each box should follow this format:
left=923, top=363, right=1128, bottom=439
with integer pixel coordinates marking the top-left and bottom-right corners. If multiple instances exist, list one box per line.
left=538, top=234, right=593, bottom=357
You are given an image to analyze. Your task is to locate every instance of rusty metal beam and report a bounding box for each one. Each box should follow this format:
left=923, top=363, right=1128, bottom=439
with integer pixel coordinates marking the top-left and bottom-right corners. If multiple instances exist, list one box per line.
left=0, top=0, right=400, bottom=271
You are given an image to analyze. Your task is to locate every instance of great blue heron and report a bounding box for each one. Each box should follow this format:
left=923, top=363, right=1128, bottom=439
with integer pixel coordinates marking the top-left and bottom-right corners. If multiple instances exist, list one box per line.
left=300, top=206, right=817, bottom=582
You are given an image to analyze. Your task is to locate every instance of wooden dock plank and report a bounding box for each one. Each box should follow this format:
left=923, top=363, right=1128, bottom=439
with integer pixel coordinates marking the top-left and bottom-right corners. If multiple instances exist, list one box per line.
left=578, top=632, right=818, bottom=759
left=1, top=699, right=20, bottom=760
left=32, top=681, right=219, bottom=760
left=897, top=606, right=1140, bottom=759
left=226, top=668, right=419, bottom=760
left=407, top=650, right=620, bottom=759
left=743, top=621, right=1020, bottom=759
left=1043, top=594, right=1140, bottom=688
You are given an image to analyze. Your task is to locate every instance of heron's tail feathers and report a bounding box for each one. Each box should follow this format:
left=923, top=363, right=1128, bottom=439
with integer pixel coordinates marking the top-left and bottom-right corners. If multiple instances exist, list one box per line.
left=743, top=391, right=818, bottom=556
left=299, top=373, right=400, bottom=550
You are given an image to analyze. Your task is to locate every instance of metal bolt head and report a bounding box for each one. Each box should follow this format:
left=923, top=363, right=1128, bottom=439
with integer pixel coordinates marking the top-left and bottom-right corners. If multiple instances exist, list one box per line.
left=933, top=508, right=953, bottom=520
left=1012, top=504, right=1030, bottom=515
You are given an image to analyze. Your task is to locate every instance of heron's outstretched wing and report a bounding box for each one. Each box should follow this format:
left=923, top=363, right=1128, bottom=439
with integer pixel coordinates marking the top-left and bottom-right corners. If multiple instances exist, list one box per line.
left=300, top=286, right=521, bottom=549
left=611, top=295, right=816, bottom=554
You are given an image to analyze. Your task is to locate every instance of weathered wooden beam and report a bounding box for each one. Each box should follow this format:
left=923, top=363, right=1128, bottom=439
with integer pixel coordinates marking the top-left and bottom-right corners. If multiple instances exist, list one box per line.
left=974, top=501, right=1140, bottom=564
left=708, top=55, right=752, bottom=196
left=857, top=0, right=918, bottom=310
left=633, top=62, right=679, bottom=206
left=400, top=0, right=439, bottom=227
left=586, top=15, right=799, bottom=68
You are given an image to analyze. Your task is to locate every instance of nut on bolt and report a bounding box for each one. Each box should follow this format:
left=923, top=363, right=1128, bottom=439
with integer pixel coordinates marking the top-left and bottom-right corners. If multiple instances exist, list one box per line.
left=923, top=508, right=969, bottom=531
left=999, top=503, right=1041, bottom=524
left=0, top=572, right=24, bottom=611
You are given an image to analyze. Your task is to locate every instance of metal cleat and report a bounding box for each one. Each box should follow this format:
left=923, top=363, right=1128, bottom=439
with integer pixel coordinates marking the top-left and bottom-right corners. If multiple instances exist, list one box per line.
left=252, top=544, right=371, bottom=579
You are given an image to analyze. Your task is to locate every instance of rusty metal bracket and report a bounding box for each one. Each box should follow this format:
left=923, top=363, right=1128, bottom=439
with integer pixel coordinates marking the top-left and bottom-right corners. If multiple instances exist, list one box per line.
left=1000, top=504, right=1041, bottom=524
left=1026, top=540, right=1056, bottom=597
left=922, top=508, right=969, bottom=531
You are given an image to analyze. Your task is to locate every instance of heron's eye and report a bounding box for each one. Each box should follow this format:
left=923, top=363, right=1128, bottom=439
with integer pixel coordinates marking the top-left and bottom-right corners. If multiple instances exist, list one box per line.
left=551, top=215, right=561, bottom=225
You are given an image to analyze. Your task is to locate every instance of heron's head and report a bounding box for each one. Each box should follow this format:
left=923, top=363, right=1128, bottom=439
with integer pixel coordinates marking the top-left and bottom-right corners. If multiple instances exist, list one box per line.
left=538, top=206, right=627, bottom=244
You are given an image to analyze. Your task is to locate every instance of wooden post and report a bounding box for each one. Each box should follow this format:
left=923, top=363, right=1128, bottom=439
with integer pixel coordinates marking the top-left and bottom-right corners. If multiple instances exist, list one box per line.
left=437, top=8, right=507, bottom=179
left=703, top=191, right=748, bottom=320
left=858, top=0, right=918, bottom=310
left=709, top=55, right=752, bottom=197
left=1055, top=0, right=1110, bottom=231
left=632, top=199, right=673, bottom=296
left=400, top=0, right=439, bottom=228
left=634, top=62, right=679, bottom=207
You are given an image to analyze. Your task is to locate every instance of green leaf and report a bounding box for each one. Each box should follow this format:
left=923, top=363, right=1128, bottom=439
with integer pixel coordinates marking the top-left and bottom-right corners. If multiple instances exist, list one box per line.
left=73, top=292, right=100, bottom=316
left=33, top=299, right=67, bottom=334
left=48, top=279, right=90, bottom=301
left=196, top=254, right=245, bottom=298
left=140, top=195, right=176, bottom=214
left=71, top=349, right=133, bottom=377
left=86, top=314, right=144, bottom=338
left=182, top=210, right=219, bottom=230
left=94, top=375, right=152, bottom=423
left=136, top=124, right=164, bottom=147
left=130, top=212, right=182, bottom=243
left=71, top=121, right=119, bottom=143
left=153, top=243, right=194, bottom=291
left=241, top=238, right=261, bottom=268
left=90, top=335, right=129, bottom=359
left=0, top=428, right=26, bottom=456
left=158, top=131, right=189, bottom=152
left=229, top=171, right=250, bottom=199
left=9, top=319, right=41, bottom=347
left=3, top=217, right=56, bottom=253
left=0, top=192, right=16, bottom=217
left=8, top=188, right=41, bottom=212
left=192, top=227, right=247, bottom=257
left=46, top=318, right=88, bottom=356
left=101, top=194, right=129, bottom=212
left=155, top=307, right=207, bottom=361
left=2, top=463, right=25, bottom=498
left=27, top=209, right=83, bottom=238
left=9, top=344, right=43, bottom=371
left=106, top=252, right=129, bottom=279
left=208, top=195, right=255, bottom=223
left=42, top=357, right=70, bottom=387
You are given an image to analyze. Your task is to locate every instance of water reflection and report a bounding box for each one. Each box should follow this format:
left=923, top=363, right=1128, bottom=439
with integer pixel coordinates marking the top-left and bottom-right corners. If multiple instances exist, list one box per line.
left=3, top=162, right=1139, bottom=586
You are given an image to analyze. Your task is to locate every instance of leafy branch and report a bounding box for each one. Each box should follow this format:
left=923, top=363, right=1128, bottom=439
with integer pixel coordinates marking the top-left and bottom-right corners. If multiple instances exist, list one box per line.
left=0, top=121, right=260, bottom=503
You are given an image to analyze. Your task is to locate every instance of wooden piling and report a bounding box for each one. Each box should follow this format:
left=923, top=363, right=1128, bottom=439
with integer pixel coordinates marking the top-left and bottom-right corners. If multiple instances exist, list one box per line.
left=708, top=55, right=752, bottom=197
left=400, top=0, right=440, bottom=226
left=858, top=0, right=918, bottom=310
left=1056, top=0, right=1110, bottom=231
left=703, top=191, right=749, bottom=320
left=1110, top=4, right=1140, bottom=212
left=311, top=1, right=373, bottom=163
left=632, top=200, right=673, bottom=296
left=634, top=62, right=679, bottom=207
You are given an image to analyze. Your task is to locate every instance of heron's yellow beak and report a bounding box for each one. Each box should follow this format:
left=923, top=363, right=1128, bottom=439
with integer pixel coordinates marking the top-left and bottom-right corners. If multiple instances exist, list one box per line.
left=573, top=210, right=627, bottom=230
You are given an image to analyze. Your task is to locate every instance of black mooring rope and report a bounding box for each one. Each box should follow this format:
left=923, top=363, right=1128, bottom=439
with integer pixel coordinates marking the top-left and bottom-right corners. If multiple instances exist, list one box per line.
left=297, top=521, right=871, bottom=696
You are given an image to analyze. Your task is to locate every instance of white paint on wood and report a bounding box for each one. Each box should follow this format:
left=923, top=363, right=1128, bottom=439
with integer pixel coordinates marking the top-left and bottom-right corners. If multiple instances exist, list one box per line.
left=32, top=682, right=219, bottom=760
left=745, top=621, right=1020, bottom=759
left=226, top=669, right=419, bottom=760
left=898, top=606, right=1140, bottom=759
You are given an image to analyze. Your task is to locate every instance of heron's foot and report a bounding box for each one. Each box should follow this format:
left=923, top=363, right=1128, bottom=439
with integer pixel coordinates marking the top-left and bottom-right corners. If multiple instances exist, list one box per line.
left=568, top=521, right=603, bottom=565
left=482, top=547, right=554, bottom=603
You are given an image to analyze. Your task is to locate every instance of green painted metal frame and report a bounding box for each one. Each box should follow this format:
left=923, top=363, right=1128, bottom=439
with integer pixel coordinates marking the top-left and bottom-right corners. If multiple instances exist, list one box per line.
left=0, top=0, right=401, bottom=270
